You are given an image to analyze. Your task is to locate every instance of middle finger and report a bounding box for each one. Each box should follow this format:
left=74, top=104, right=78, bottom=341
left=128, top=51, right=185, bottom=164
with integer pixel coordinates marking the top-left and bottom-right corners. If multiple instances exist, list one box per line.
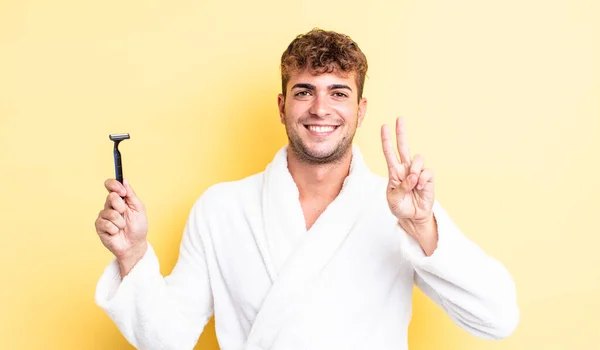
left=100, top=209, right=127, bottom=230
left=396, top=117, right=411, bottom=165
left=104, top=192, right=127, bottom=214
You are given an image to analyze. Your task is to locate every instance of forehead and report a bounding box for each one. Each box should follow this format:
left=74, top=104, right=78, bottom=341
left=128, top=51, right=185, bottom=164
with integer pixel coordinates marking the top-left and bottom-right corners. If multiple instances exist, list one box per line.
left=287, top=69, right=357, bottom=90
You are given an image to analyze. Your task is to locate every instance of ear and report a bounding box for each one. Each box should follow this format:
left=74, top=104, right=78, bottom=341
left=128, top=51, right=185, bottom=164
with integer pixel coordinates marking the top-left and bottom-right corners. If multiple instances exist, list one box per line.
left=277, top=93, right=285, bottom=124
left=357, top=97, right=367, bottom=127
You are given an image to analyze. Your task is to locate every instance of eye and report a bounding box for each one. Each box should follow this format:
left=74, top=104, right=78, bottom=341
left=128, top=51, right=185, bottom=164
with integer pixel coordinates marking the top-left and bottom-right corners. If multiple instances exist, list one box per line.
left=294, top=90, right=312, bottom=97
left=332, top=91, right=348, bottom=98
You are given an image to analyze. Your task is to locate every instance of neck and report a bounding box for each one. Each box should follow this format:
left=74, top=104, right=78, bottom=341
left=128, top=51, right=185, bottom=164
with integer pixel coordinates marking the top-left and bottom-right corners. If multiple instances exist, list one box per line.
left=286, top=146, right=353, bottom=201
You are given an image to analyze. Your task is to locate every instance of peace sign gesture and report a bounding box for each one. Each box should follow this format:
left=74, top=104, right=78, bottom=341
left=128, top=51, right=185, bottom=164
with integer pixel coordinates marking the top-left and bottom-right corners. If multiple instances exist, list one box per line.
left=381, top=117, right=435, bottom=224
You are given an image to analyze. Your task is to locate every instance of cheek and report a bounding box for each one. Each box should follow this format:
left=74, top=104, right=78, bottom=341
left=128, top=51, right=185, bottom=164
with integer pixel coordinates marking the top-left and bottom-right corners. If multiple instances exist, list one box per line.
left=334, top=105, right=358, bottom=122
left=286, top=103, right=309, bottom=122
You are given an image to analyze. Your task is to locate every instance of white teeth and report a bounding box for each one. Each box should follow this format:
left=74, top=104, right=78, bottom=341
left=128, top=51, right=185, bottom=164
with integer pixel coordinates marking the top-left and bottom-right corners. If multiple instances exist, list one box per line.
left=308, top=125, right=336, bottom=133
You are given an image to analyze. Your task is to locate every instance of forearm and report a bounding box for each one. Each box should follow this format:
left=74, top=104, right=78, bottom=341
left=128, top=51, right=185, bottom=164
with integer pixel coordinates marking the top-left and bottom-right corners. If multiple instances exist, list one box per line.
left=402, top=202, right=519, bottom=339
left=414, top=246, right=519, bottom=339
left=96, top=243, right=213, bottom=349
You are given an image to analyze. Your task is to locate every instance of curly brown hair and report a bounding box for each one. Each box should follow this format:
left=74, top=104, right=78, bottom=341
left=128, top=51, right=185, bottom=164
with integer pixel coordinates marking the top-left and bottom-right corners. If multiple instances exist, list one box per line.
left=280, top=28, right=368, bottom=101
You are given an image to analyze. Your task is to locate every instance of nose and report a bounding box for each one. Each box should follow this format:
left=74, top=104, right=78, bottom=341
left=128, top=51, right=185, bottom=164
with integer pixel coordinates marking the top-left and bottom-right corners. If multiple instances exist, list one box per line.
left=308, top=93, right=331, bottom=118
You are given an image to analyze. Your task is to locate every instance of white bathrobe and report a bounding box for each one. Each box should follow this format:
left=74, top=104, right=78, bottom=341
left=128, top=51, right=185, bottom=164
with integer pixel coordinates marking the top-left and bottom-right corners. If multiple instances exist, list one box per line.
left=95, top=145, right=519, bottom=350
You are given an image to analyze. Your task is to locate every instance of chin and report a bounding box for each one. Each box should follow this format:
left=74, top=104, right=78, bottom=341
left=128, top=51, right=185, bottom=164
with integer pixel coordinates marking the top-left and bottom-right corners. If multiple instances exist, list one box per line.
left=291, top=141, right=352, bottom=164
left=302, top=140, right=338, bottom=155
left=307, top=148, right=338, bottom=159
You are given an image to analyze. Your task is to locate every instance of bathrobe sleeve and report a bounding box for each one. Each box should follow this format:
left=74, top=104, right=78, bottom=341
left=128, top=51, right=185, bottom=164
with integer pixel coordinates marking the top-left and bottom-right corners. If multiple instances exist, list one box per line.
left=95, top=196, right=214, bottom=350
left=399, top=201, right=519, bottom=340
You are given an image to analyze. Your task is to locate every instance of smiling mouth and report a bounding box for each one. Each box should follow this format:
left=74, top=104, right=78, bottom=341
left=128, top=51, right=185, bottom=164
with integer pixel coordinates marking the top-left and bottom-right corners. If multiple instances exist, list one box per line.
left=304, top=125, right=340, bottom=134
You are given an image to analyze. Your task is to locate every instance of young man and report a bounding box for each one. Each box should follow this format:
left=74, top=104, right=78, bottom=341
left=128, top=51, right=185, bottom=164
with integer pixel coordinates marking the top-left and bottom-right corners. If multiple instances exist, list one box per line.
left=95, top=29, right=519, bottom=349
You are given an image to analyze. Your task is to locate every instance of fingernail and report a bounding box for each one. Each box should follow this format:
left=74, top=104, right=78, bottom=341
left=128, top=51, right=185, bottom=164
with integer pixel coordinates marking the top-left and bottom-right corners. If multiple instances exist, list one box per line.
left=417, top=184, right=423, bottom=190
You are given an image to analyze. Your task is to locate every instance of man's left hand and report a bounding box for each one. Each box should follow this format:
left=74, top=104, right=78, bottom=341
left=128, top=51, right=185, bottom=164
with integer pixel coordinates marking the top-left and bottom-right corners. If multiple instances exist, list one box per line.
left=381, top=117, right=438, bottom=254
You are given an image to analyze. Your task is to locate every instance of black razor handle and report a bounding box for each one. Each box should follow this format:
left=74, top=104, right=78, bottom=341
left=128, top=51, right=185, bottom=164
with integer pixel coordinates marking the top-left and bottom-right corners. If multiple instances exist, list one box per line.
left=113, top=146, right=123, bottom=184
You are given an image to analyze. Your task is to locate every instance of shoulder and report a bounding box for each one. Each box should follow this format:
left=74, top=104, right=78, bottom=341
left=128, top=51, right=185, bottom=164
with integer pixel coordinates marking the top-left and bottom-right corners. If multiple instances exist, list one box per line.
left=356, top=171, right=390, bottom=211
left=365, top=171, right=389, bottom=191
left=192, top=171, right=264, bottom=214
left=370, top=172, right=388, bottom=186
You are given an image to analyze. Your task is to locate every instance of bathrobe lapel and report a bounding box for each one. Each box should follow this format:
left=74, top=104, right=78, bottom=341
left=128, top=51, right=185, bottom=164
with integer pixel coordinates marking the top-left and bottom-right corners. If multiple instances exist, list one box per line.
left=246, top=145, right=379, bottom=348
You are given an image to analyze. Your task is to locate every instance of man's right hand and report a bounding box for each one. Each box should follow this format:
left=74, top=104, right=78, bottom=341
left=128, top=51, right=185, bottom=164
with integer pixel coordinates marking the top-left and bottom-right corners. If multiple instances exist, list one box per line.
left=96, top=178, right=149, bottom=277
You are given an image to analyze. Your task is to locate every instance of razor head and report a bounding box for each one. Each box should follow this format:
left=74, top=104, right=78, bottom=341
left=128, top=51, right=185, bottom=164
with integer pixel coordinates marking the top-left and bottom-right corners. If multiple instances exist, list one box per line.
left=109, top=133, right=130, bottom=142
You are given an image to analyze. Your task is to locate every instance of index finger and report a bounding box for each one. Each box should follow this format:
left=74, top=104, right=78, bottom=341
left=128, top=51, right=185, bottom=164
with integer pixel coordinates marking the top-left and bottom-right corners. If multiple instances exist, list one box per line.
left=104, top=179, right=126, bottom=197
left=396, top=116, right=411, bottom=165
left=381, top=124, right=400, bottom=170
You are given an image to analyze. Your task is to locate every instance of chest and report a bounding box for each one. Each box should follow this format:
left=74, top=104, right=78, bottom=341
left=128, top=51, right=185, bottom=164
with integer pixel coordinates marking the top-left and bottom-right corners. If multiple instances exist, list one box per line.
left=300, top=197, right=334, bottom=230
left=208, top=206, right=413, bottom=327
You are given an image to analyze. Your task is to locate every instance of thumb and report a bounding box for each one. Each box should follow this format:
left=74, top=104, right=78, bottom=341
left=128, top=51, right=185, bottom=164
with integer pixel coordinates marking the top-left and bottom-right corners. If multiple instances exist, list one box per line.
left=123, top=178, right=144, bottom=210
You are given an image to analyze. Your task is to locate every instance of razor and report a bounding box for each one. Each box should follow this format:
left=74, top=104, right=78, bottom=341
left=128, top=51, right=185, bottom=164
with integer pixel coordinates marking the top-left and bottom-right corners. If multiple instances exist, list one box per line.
left=109, top=133, right=130, bottom=184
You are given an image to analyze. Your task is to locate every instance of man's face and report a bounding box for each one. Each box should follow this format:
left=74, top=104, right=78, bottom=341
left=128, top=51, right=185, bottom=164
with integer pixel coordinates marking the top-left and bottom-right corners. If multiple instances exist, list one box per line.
left=278, top=69, right=367, bottom=164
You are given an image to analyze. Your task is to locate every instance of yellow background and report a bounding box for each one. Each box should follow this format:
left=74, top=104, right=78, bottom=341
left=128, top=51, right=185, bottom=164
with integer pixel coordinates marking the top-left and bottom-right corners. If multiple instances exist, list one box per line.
left=1, top=0, right=598, bottom=349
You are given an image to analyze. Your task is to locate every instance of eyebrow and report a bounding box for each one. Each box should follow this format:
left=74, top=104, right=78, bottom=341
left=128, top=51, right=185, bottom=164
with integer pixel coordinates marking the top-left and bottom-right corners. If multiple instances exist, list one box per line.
left=291, top=83, right=353, bottom=92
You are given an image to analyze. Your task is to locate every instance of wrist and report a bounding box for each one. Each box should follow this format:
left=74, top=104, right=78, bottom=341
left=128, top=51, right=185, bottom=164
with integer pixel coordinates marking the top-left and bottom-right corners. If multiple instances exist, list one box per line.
left=116, top=241, right=148, bottom=277
left=398, top=215, right=438, bottom=256
left=398, top=214, right=435, bottom=234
